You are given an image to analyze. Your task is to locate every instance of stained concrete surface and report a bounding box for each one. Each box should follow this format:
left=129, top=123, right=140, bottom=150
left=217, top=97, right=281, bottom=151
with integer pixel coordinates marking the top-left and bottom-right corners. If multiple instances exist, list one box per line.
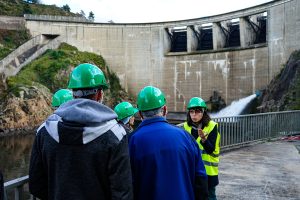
left=217, top=141, right=300, bottom=200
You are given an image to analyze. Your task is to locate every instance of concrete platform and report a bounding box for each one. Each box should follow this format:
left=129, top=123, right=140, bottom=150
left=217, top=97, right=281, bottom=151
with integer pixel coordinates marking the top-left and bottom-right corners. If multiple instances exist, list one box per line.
left=217, top=140, right=300, bottom=200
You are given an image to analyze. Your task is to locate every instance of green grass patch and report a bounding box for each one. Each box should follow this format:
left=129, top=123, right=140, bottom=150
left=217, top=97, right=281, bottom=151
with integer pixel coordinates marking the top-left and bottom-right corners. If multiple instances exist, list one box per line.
left=0, top=29, right=31, bottom=59
left=0, top=0, right=81, bottom=17
left=0, top=47, right=11, bottom=60
left=7, top=43, right=126, bottom=104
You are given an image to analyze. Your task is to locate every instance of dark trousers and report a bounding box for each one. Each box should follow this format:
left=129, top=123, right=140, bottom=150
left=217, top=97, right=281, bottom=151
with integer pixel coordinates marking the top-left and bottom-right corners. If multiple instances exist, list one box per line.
left=208, top=186, right=217, bottom=200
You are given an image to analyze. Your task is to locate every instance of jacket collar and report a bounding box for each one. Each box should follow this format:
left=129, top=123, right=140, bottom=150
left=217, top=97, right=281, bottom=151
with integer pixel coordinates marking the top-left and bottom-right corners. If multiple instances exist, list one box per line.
left=138, top=116, right=168, bottom=128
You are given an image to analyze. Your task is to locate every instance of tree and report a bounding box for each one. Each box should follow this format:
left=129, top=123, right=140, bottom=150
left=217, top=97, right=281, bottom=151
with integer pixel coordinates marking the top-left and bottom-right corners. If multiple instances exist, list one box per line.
left=62, top=4, right=70, bottom=12
left=80, top=10, right=86, bottom=18
left=23, top=3, right=33, bottom=14
left=23, top=0, right=40, bottom=3
left=88, top=11, right=95, bottom=22
left=31, top=0, right=41, bottom=3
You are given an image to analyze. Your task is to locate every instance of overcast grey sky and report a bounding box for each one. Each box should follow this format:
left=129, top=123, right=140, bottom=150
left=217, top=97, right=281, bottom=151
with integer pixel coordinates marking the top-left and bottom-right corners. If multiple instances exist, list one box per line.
left=41, top=0, right=272, bottom=23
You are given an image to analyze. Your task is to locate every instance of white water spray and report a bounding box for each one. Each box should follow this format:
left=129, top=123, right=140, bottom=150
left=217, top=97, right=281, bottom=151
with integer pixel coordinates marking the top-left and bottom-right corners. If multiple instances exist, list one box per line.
left=210, top=94, right=257, bottom=118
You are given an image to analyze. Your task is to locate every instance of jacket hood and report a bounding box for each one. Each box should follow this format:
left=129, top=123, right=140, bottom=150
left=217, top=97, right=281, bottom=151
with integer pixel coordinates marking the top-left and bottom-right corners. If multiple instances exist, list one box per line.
left=55, top=98, right=117, bottom=124
left=38, top=99, right=124, bottom=144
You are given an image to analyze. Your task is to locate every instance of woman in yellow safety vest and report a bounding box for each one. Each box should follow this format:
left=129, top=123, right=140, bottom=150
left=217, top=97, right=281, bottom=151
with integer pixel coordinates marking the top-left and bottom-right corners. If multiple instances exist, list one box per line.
left=183, top=97, right=220, bottom=200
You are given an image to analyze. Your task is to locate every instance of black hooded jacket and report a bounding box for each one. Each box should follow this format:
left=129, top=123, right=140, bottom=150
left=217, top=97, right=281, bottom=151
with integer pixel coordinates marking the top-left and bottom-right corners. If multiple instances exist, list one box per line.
left=29, top=99, right=133, bottom=200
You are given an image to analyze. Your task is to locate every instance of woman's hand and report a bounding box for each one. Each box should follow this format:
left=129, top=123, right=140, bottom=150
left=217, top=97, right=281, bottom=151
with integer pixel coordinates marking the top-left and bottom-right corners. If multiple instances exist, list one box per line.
left=198, top=129, right=207, bottom=142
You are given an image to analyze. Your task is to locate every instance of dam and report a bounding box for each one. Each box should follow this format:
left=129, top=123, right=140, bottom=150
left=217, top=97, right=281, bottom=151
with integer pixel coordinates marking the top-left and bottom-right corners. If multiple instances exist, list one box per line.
left=1, top=0, right=300, bottom=112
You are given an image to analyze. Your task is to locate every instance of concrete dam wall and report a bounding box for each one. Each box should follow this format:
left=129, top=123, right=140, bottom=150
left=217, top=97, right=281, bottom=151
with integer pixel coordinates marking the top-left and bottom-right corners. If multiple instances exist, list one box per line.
left=23, top=0, right=300, bottom=111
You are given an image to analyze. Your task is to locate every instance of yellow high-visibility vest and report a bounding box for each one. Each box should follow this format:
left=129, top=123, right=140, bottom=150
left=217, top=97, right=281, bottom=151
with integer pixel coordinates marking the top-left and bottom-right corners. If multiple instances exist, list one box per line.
left=183, top=121, right=220, bottom=176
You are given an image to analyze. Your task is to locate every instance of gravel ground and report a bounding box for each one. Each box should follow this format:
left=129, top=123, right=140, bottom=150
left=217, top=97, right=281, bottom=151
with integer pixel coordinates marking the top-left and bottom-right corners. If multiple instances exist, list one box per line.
left=217, top=140, right=300, bottom=200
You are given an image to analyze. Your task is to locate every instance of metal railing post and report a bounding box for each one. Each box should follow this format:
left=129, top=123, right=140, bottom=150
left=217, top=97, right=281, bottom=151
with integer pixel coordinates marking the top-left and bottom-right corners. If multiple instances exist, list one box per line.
left=14, top=186, right=23, bottom=200
left=4, top=176, right=30, bottom=200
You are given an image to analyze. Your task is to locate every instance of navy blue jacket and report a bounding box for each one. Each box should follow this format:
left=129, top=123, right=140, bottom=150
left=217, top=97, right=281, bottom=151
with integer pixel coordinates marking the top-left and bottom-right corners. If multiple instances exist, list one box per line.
left=129, top=117, right=208, bottom=200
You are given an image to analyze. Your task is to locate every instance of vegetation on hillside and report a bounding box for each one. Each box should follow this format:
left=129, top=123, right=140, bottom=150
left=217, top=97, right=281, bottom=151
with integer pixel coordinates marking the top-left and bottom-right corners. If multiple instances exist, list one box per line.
left=277, top=51, right=300, bottom=110
left=0, top=0, right=98, bottom=59
left=0, top=0, right=80, bottom=59
left=258, top=50, right=300, bottom=111
left=6, top=43, right=132, bottom=107
left=0, top=0, right=80, bottom=17
left=0, top=29, right=31, bottom=59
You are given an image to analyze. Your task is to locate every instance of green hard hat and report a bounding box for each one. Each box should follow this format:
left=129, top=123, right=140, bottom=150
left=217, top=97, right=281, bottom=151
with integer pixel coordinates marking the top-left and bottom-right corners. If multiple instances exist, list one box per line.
left=52, top=89, right=73, bottom=107
left=187, top=97, right=207, bottom=109
left=137, top=86, right=166, bottom=111
left=114, top=102, right=138, bottom=120
left=68, top=63, right=108, bottom=89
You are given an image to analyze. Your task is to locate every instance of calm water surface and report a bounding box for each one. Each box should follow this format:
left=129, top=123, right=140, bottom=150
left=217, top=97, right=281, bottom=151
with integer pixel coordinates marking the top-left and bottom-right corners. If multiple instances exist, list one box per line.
left=0, top=134, right=35, bottom=182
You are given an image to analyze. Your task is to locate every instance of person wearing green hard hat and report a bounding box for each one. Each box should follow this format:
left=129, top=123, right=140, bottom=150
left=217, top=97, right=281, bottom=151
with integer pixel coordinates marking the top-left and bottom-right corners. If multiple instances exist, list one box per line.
left=114, top=102, right=138, bottom=134
left=29, top=63, right=133, bottom=200
left=182, top=97, right=221, bottom=200
left=68, top=62, right=108, bottom=100
left=51, top=89, right=73, bottom=109
left=129, top=86, right=208, bottom=200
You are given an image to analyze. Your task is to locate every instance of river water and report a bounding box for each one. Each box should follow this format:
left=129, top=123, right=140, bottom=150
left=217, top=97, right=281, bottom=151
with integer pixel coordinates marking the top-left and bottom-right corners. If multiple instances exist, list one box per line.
left=0, top=134, right=34, bottom=182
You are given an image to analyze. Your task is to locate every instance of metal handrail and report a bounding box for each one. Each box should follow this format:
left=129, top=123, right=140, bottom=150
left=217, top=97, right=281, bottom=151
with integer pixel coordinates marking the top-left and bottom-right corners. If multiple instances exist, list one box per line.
left=4, top=110, right=300, bottom=199
left=213, top=110, right=300, bottom=148
left=4, top=175, right=36, bottom=200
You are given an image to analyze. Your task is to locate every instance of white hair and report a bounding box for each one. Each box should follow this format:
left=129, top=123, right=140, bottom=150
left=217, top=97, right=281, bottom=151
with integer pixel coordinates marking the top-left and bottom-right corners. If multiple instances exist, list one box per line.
left=141, top=107, right=163, bottom=119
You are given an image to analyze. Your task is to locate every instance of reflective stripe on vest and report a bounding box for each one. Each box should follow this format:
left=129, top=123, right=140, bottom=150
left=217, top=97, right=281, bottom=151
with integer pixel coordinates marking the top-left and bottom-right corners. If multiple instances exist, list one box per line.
left=183, top=121, right=220, bottom=176
left=202, top=149, right=219, bottom=158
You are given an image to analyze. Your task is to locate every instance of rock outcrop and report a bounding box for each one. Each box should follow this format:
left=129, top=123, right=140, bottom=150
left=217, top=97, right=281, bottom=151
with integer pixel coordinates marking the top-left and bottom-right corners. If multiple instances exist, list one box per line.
left=0, top=83, right=52, bottom=135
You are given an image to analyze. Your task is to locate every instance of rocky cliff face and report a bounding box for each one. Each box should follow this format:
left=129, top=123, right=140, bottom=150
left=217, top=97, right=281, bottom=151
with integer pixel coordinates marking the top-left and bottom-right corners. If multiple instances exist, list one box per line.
left=0, top=84, right=132, bottom=135
left=258, top=50, right=300, bottom=112
left=0, top=83, right=52, bottom=135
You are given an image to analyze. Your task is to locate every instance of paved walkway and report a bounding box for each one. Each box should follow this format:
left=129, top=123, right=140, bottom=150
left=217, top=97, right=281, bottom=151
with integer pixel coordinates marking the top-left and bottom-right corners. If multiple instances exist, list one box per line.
left=217, top=140, right=300, bottom=200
